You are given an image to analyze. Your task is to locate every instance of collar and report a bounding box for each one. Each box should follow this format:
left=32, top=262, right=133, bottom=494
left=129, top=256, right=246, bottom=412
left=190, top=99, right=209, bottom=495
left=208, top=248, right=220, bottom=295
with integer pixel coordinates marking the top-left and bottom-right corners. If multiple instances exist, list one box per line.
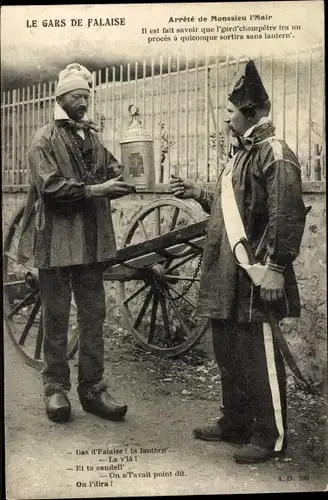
left=243, top=116, right=271, bottom=138
left=54, top=102, right=100, bottom=133
left=237, top=117, right=275, bottom=151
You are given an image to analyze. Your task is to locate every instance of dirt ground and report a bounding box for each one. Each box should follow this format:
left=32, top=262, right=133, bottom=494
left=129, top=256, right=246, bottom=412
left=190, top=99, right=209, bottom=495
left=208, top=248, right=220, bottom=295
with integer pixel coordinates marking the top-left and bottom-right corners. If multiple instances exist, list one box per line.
left=4, top=321, right=328, bottom=499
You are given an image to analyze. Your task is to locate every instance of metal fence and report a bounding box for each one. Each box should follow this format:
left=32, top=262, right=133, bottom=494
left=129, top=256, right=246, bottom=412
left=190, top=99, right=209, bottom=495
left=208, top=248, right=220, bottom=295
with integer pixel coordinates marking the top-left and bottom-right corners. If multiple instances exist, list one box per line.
left=1, top=46, right=325, bottom=186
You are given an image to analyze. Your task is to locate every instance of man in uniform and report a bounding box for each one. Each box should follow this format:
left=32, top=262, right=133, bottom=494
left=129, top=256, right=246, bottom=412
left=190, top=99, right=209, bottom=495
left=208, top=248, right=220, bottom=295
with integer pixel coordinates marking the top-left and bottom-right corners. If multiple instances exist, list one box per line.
left=170, top=60, right=307, bottom=463
left=17, top=63, right=136, bottom=424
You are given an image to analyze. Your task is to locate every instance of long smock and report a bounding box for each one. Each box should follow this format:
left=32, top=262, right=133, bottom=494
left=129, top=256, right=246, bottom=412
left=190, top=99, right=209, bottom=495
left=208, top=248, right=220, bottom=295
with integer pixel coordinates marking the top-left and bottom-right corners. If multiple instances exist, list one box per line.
left=17, top=120, right=120, bottom=268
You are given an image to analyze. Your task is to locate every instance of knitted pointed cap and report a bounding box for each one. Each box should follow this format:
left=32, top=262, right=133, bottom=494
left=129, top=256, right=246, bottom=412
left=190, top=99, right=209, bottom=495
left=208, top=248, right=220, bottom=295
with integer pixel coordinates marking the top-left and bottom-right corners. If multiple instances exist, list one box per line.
left=55, top=63, right=92, bottom=97
left=228, top=60, right=269, bottom=109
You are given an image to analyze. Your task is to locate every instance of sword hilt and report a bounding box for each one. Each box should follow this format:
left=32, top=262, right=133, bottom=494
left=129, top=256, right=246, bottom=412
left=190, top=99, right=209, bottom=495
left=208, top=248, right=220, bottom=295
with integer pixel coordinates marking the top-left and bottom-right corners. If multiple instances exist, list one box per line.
left=233, top=237, right=257, bottom=265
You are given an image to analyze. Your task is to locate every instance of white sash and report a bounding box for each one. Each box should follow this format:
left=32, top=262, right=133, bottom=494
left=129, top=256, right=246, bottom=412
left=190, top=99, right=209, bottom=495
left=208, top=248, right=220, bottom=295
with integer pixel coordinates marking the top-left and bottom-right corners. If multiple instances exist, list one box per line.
left=221, top=157, right=268, bottom=286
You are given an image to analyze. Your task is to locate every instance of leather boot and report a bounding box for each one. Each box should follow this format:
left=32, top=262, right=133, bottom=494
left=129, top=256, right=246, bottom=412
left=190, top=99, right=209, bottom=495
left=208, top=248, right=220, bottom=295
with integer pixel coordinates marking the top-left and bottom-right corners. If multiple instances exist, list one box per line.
left=79, top=390, right=127, bottom=421
left=193, top=420, right=252, bottom=445
left=233, top=443, right=285, bottom=463
left=45, top=392, right=71, bottom=423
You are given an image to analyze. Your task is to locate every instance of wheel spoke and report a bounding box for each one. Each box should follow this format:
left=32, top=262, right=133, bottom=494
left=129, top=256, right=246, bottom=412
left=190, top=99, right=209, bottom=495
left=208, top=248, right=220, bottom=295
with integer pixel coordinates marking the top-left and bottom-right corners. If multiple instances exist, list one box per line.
left=165, top=274, right=200, bottom=282
left=169, top=207, right=180, bottom=231
left=6, top=289, right=38, bottom=319
left=148, top=294, right=159, bottom=344
left=123, top=282, right=149, bottom=305
left=3, top=250, right=31, bottom=271
left=166, top=283, right=196, bottom=308
left=163, top=206, right=183, bottom=270
left=133, top=288, right=153, bottom=328
left=159, top=294, right=171, bottom=346
left=4, top=280, right=26, bottom=287
left=34, top=312, right=43, bottom=360
left=137, top=220, right=148, bottom=240
left=163, top=246, right=198, bottom=266
left=117, top=199, right=206, bottom=356
left=155, top=207, right=161, bottom=236
left=4, top=250, right=20, bottom=262
left=167, top=294, right=193, bottom=340
left=18, top=296, right=41, bottom=346
left=167, top=252, right=198, bottom=273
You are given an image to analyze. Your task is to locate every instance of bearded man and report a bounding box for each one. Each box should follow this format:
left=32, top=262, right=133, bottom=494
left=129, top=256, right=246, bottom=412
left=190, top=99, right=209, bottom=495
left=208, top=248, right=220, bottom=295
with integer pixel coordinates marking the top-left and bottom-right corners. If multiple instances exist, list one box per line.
left=18, top=63, right=136, bottom=423
left=170, top=60, right=307, bottom=463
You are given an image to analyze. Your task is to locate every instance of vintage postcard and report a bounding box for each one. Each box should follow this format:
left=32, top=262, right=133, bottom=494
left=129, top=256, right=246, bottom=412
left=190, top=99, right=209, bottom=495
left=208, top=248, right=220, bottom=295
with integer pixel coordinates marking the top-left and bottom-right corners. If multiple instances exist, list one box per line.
left=2, top=1, right=326, bottom=498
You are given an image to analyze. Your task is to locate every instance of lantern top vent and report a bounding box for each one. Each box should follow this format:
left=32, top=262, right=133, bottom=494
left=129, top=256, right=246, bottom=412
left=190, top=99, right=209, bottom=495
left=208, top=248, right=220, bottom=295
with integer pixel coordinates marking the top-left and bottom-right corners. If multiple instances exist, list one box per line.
left=120, top=104, right=153, bottom=143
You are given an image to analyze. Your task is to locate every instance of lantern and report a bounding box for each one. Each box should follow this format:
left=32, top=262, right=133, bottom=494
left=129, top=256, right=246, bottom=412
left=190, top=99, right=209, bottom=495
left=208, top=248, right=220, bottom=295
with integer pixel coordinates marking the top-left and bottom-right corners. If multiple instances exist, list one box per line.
left=120, top=105, right=155, bottom=189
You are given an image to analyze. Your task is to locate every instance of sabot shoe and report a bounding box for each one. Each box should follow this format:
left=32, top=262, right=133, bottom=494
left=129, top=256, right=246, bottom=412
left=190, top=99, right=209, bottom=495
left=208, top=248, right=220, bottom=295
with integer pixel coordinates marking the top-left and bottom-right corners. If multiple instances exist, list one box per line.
left=45, top=391, right=71, bottom=423
left=80, top=391, right=127, bottom=421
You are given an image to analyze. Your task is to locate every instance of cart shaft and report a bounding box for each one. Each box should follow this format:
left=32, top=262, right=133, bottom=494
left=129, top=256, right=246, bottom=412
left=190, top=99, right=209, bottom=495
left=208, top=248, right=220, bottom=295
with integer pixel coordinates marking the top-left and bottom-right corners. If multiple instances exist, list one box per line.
left=104, top=236, right=205, bottom=281
left=114, top=219, right=207, bottom=265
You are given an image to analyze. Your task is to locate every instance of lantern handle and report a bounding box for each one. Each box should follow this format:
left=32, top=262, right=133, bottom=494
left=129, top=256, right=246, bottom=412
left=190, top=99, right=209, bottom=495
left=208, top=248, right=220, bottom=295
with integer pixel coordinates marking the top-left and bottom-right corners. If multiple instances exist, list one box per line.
left=128, top=104, right=141, bottom=125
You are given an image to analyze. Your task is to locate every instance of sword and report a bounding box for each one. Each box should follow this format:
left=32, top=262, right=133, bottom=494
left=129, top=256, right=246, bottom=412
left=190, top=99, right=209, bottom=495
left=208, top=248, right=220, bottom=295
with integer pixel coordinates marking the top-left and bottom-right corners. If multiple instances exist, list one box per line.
left=233, top=238, right=313, bottom=392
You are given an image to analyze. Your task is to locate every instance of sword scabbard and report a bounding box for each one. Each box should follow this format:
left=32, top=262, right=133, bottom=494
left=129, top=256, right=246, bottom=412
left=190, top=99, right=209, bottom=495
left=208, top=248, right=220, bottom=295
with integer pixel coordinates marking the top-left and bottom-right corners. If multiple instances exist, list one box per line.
left=266, top=307, right=312, bottom=392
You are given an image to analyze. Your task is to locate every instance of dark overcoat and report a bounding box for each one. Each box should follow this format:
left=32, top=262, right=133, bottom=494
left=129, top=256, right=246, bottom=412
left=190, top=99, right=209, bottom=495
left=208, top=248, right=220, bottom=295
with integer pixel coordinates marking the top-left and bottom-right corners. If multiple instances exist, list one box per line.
left=17, top=121, right=120, bottom=269
left=196, top=120, right=307, bottom=323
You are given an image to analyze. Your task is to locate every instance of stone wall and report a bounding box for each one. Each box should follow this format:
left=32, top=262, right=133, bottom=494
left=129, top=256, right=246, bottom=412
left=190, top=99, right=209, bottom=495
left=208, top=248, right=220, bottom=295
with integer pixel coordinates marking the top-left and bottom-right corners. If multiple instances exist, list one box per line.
left=281, top=185, right=327, bottom=386
left=2, top=183, right=326, bottom=385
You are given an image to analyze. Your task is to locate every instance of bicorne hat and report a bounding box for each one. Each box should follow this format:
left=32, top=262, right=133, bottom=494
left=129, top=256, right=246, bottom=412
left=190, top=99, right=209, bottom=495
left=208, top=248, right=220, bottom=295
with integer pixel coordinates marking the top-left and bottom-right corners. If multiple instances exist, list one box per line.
left=228, top=60, right=269, bottom=110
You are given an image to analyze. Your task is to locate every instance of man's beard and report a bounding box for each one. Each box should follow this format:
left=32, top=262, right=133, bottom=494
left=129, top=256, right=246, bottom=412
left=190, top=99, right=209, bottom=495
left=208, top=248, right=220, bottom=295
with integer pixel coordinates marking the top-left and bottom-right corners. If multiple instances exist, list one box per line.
left=61, top=103, right=87, bottom=121
left=71, top=107, right=87, bottom=121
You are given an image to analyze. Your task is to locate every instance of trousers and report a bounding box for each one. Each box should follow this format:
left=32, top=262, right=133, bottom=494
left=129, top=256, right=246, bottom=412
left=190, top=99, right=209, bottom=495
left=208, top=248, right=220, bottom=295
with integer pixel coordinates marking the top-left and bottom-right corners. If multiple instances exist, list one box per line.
left=39, top=263, right=107, bottom=397
left=211, top=319, right=287, bottom=451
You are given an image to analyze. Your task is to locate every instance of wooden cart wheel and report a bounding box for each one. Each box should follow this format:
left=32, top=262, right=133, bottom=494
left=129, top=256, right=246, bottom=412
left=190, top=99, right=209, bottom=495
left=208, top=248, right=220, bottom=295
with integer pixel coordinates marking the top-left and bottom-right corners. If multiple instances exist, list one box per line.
left=118, top=198, right=209, bottom=357
left=3, top=205, right=80, bottom=370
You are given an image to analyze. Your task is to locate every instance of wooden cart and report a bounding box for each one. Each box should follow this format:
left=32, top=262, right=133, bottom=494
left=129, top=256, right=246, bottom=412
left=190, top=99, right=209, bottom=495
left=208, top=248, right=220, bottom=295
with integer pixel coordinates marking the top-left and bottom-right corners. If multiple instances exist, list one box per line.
left=3, top=198, right=209, bottom=369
